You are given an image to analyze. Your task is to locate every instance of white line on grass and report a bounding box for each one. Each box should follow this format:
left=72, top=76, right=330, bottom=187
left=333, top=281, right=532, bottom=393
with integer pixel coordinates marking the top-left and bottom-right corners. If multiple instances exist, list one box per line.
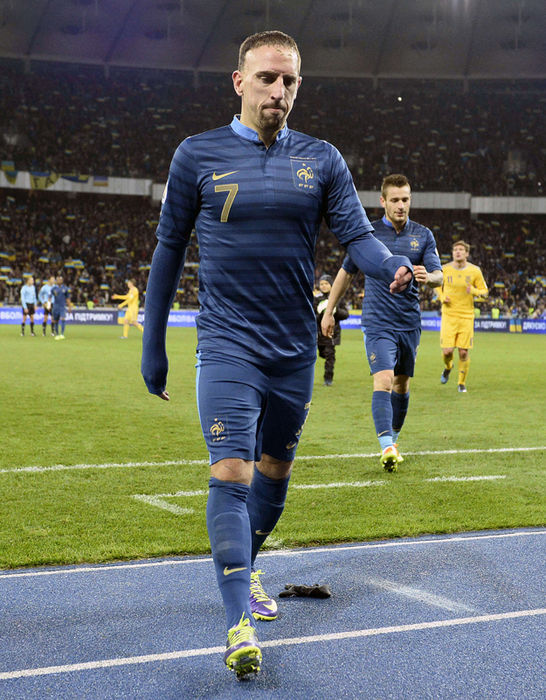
left=0, top=608, right=544, bottom=680
left=425, top=475, right=506, bottom=483
left=129, top=480, right=388, bottom=516
left=131, top=494, right=193, bottom=516
left=1, top=446, right=544, bottom=475
left=1, top=530, right=544, bottom=579
left=130, top=476, right=505, bottom=516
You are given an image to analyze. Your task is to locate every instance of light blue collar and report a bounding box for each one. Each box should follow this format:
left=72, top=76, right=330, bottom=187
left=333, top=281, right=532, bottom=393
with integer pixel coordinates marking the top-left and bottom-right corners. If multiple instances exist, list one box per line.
left=230, top=115, right=289, bottom=143
left=383, top=215, right=408, bottom=233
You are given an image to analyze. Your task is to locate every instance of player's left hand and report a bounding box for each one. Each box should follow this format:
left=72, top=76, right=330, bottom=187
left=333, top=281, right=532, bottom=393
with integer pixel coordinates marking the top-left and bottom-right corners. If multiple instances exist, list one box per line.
left=389, top=266, right=413, bottom=294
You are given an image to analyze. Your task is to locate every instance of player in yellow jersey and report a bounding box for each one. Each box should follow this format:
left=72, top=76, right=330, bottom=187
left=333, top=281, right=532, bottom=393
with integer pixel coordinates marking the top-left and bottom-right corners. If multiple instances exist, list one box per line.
left=112, top=279, right=144, bottom=339
left=436, top=240, right=488, bottom=392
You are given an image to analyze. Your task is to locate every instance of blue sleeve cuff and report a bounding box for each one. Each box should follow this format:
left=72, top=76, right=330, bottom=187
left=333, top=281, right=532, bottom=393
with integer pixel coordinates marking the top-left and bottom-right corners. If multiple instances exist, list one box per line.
left=346, top=233, right=412, bottom=283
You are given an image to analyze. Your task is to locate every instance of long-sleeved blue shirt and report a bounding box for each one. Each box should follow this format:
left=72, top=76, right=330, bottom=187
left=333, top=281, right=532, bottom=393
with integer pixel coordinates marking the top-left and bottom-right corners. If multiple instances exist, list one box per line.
left=142, top=117, right=411, bottom=392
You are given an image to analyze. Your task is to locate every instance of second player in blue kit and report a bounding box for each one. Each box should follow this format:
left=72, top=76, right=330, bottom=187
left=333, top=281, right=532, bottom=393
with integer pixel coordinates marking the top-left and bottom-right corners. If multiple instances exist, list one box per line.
left=322, top=174, right=443, bottom=471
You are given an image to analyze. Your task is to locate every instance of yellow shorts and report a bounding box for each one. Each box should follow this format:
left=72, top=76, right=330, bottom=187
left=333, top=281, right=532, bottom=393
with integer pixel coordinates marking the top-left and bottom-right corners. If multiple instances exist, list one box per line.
left=123, top=308, right=139, bottom=324
left=440, top=315, right=474, bottom=349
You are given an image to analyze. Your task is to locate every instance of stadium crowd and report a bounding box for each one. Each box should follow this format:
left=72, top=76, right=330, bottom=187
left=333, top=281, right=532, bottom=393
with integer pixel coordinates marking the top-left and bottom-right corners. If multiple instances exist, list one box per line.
left=0, top=191, right=544, bottom=319
left=0, top=64, right=544, bottom=318
left=1, top=64, right=544, bottom=196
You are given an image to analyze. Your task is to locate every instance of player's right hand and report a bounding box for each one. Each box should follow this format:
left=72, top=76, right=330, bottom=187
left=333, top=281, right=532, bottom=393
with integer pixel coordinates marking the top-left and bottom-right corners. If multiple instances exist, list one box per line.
left=389, top=265, right=413, bottom=294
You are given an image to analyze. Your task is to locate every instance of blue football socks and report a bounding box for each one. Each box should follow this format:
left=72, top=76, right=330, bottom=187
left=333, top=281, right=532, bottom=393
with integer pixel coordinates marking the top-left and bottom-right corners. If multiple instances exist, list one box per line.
left=206, top=477, right=253, bottom=629
left=391, top=391, right=410, bottom=439
left=246, top=465, right=290, bottom=566
left=372, top=390, right=393, bottom=450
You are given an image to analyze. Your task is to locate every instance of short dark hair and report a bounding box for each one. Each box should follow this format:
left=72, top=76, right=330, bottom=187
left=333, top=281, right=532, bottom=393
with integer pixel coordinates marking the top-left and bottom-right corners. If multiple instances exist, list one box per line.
left=238, top=31, right=300, bottom=71
left=381, top=173, right=410, bottom=198
left=452, top=240, right=470, bottom=253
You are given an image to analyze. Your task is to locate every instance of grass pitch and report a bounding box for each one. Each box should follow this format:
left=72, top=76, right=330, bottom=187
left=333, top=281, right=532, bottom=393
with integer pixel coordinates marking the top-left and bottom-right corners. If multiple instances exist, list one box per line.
left=0, top=323, right=544, bottom=569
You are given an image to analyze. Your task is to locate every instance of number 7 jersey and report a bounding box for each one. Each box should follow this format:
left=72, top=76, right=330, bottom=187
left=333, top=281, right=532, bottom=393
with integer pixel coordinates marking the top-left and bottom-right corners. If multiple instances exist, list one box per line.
left=156, top=116, right=375, bottom=369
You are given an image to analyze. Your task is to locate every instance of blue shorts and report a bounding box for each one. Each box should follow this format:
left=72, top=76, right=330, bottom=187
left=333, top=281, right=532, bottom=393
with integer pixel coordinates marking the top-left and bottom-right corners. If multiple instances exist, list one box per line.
left=363, top=327, right=421, bottom=377
left=52, top=307, right=66, bottom=321
left=196, top=352, right=314, bottom=465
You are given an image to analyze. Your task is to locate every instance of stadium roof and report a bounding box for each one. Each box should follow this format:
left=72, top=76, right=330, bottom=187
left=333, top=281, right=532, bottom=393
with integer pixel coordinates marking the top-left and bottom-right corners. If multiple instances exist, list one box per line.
left=0, top=0, right=544, bottom=79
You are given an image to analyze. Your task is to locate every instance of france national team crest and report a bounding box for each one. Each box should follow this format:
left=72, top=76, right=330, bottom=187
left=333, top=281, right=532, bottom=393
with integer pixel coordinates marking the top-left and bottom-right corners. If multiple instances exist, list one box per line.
left=410, top=238, right=420, bottom=250
left=208, top=417, right=228, bottom=442
left=290, top=157, right=318, bottom=191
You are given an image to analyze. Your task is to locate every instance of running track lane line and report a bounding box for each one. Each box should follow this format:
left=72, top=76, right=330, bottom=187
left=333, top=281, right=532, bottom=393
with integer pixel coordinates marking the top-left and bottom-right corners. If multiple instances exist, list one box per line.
left=1, top=530, right=544, bottom=579
left=1, top=609, right=544, bottom=680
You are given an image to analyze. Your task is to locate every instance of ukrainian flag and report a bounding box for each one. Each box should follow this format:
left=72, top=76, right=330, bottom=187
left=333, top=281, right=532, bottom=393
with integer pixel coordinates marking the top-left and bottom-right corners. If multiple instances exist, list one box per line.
left=30, top=171, right=59, bottom=190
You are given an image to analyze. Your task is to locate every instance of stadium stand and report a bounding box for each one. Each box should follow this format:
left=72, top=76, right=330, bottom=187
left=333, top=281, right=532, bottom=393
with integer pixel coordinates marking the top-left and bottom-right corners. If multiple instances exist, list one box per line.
left=1, top=66, right=544, bottom=195
left=0, top=59, right=544, bottom=319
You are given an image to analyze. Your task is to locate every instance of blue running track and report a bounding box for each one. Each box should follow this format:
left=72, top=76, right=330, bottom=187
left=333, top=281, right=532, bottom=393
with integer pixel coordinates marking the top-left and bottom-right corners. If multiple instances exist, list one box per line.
left=1, top=528, right=544, bottom=699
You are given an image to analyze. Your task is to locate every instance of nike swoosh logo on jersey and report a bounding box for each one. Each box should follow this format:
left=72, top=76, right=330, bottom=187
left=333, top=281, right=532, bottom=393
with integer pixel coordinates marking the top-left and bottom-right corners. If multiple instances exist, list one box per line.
left=212, top=170, right=239, bottom=180
left=223, top=566, right=248, bottom=576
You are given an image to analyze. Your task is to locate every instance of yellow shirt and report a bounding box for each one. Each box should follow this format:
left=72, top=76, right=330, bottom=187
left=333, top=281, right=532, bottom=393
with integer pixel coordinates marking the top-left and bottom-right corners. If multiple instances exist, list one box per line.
left=114, top=286, right=139, bottom=312
left=436, top=263, right=488, bottom=320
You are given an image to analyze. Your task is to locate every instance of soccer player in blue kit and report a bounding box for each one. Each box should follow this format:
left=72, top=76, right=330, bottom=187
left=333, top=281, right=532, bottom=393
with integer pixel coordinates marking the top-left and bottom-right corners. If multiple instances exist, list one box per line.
left=51, top=275, right=72, bottom=340
left=141, top=31, right=413, bottom=679
left=322, top=174, right=443, bottom=471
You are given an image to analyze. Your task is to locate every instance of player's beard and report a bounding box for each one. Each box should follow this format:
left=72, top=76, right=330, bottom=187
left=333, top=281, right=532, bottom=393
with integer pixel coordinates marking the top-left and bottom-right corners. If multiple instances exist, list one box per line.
left=259, top=103, right=287, bottom=132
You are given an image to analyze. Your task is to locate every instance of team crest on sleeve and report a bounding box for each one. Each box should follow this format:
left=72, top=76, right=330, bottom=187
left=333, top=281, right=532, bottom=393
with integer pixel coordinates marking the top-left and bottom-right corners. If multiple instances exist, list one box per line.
left=290, top=157, right=318, bottom=191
